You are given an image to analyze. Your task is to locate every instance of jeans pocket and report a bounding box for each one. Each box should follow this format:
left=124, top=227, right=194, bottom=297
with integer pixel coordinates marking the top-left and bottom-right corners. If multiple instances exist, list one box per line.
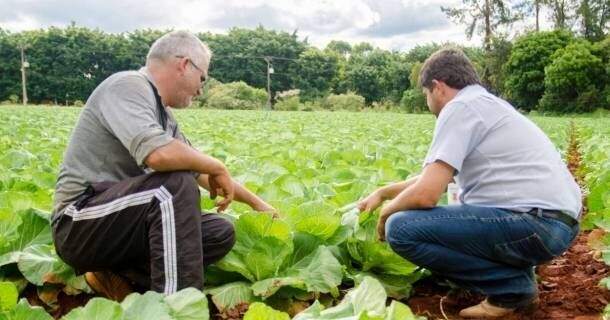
left=494, top=233, right=555, bottom=268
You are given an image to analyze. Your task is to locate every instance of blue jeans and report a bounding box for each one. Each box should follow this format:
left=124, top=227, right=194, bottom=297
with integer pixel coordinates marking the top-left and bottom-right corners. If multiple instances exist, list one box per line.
left=385, top=205, right=579, bottom=308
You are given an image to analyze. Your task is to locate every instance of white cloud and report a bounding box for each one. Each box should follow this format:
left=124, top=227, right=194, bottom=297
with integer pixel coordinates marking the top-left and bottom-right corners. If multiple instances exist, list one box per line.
left=0, top=0, right=483, bottom=51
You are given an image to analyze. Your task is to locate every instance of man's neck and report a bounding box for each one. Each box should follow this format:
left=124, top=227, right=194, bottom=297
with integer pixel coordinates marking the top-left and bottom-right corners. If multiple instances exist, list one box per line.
left=146, top=64, right=172, bottom=106
left=436, top=87, right=460, bottom=115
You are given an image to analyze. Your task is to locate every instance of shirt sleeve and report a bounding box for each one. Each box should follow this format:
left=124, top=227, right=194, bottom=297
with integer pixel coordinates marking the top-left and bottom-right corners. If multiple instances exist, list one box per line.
left=98, top=76, right=174, bottom=166
left=423, top=101, right=488, bottom=173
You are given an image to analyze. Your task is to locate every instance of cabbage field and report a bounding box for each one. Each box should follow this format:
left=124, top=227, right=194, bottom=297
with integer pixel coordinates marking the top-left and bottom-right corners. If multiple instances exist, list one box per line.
left=0, top=105, right=609, bottom=319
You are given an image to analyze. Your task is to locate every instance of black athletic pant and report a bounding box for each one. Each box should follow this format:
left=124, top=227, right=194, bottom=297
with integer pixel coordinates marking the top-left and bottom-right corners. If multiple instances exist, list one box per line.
left=51, top=171, right=235, bottom=294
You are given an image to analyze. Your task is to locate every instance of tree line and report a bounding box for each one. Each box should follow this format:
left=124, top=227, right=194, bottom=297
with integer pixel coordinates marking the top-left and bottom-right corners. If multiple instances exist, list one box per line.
left=0, top=0, right=608, bottom=113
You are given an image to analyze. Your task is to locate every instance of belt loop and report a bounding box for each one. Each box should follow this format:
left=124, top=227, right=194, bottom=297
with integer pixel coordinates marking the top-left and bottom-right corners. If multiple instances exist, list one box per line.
left=536, top=208, right=543, bottom=218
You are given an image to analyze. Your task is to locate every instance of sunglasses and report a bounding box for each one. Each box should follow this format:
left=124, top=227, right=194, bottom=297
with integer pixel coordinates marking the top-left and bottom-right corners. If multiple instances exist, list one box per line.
left=175, top=55, right=207, bottom=83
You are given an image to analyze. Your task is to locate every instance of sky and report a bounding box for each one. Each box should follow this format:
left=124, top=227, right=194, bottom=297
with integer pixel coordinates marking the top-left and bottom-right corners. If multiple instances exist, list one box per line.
left=0, top=0, right=543, bottom=52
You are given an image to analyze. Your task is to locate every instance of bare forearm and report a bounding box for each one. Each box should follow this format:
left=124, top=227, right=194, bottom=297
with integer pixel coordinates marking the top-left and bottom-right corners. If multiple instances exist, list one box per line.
left=382, top=163, right=454, bottom=216
left=145, top=139, right=227, bottom=176
left=197, top=175, right=272, bottom=211
left=377, top=175, right=420, bottom=200
left=382, top=183, right=436, bottom=215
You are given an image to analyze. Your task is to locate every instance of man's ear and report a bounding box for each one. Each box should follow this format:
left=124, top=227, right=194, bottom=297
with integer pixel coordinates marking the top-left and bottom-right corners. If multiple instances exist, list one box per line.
left=430, top=79, right=440, bottom=92
left=176, top=58, right=188, bottom=74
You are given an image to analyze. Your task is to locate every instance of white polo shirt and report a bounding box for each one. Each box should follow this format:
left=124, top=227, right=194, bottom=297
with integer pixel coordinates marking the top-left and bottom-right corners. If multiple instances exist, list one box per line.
left=424, top=85, right=582, bottom=218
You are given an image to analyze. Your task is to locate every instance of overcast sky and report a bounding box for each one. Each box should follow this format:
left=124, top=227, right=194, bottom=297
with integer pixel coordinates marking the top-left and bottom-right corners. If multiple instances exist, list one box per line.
left=1, top=0, right=538, bottom=51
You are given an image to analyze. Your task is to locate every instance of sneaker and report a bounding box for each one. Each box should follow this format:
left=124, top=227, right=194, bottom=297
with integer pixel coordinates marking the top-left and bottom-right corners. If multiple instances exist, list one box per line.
left=459, top=298, right=516, bottom=318
left=84, top=271, right=133, bottom=302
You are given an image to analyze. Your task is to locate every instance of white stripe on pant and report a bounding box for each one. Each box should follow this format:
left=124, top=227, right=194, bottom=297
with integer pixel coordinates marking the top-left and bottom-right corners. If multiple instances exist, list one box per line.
left=63, top=186, right=178, bottom=294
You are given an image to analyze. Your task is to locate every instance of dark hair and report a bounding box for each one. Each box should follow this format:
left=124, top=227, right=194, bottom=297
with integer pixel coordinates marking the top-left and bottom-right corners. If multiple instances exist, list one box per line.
left=419, top=47, right=480, bottom=90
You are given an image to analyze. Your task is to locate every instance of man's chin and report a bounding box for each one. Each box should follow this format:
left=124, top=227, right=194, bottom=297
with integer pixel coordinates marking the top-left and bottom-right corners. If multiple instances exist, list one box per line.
left=174, top=99, right=192, bottom=109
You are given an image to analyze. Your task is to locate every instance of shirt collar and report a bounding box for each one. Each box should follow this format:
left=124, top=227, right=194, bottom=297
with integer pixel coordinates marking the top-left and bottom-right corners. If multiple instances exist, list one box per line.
left=455, top=84, right=484, bottom=99
left=138, top=67, right=157, bottom=87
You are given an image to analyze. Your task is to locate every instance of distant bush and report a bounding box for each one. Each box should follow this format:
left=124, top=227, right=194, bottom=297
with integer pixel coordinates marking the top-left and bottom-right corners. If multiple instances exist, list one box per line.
left=398, top=61, right=427, bottom=113
left=201, top=80, right=267, bottom=110
left=504, top=30, right=574, bottom=111
left=592, top=36, right=610, bottom=109
left=400, top=89, right=427, bottom=113
left=320, top=92, right=365, bottom=111
left=367, top=100, right=403, bottom=113
left=274, top=89, right=301, bottom=111
left=539, top=41, right=606, bottom=113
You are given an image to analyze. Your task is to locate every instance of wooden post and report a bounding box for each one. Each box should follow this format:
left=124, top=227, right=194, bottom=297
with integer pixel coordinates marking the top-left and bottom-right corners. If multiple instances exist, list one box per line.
left=265, top=56, right=272, bottom=110
left=20, top=46, right=28, bottom=105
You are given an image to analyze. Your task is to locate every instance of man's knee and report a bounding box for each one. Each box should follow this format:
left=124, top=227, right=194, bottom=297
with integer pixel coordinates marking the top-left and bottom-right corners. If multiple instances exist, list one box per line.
left=386, top=211, right=420, bottom=256
left=213, top=217, right=235, bottom=248
left=202, top=215, right=235, bottom=265
left=156, top=171, right=199, bottom=201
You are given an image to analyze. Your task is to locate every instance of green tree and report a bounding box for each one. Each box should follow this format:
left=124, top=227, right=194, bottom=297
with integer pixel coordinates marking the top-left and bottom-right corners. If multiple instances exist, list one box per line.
left=0, top=29, right=21, bottom=102
left=201, top=27, right=306, bottom=99
left=504, top=30, right=574, bottom=110
left=400, top=62, right=427, bottom=113
left=442, top=0, right=521, bottom=51
left=591, top=36, right=610, bottom=107
left=442, top=0, right=523, bottom=88
left=344, top=49, right=410, bottom=104
left=295, top=48, right=338, bottom=100
left=539, top=41, right=606, bottom=112
left=547, top=0, right=579, bottom=29
left=577, top=0, right=609, bottom=41
left=405, top=43, right=442, bottom=63
left=325, top=40, right=352, bottom=57
left=486, top=36, right=513, bottom=96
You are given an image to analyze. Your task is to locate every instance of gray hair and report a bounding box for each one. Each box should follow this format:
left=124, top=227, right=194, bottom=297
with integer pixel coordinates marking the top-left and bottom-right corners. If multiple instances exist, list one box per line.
left=146, top=30, right=212, bottom=70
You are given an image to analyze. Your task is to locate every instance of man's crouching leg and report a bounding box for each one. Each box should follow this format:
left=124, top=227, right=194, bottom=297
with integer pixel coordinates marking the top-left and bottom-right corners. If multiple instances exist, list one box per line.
left=146, top=171, right=204, bottom=294
left=200, top=213, right=236, bottom=266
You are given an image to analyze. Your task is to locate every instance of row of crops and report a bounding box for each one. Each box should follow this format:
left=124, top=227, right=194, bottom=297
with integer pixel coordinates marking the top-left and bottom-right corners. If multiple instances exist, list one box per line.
left=574, top=118, right=610, bottom=317
left=0, top=105, right=607, bottom=319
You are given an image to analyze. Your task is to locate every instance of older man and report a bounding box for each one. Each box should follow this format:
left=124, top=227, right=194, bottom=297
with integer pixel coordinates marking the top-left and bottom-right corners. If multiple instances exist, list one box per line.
left=358, top=48, right=581, bottom=318
left=51, top=31, right=274, bottom=300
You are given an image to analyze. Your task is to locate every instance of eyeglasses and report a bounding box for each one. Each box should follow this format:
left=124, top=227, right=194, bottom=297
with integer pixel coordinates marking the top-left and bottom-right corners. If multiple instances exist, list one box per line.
left=175, top=55, right=207, bottom=83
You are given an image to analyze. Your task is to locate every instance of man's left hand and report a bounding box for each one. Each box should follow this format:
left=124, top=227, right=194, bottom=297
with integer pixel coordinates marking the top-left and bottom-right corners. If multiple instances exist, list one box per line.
left=376, top=203, right=397, bottom=241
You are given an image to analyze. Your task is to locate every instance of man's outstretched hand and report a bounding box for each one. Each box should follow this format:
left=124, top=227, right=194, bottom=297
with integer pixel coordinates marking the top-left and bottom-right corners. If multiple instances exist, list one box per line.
left=357, top=190, right=384, bottom=213
left=208, top=171, right=234, bottom=212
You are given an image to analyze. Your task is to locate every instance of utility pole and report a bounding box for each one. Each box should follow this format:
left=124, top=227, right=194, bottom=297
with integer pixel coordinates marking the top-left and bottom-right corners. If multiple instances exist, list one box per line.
left=19, top=45, right=29, bottom=105
left=264, top=56, right=274, bottom=110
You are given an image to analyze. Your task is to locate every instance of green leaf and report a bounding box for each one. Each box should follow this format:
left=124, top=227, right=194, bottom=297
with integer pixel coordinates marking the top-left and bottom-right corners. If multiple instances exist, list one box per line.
left=216, top=213, right=293, bottom=281
left=349, top=271, right=425, bottom=300
left=243, top=302, right=290, bottom=320
left=2, top=299, right=53, bottom=320
left=384, top=300, right=416, bottom=320
left=0, top=192, right=34, bottom=213
left=345, top=211, right=417, bottom=276
left=0, top=150, right=35, bottom=170
left=16, top=244, right=90, bottom=293
left=0, top=209, right=52, bottom=267
left=62, top=298, right=124, bottom=320
left=206, top=282, right=256, bottom=312
left=252, top=246, right=343, bottom=298
left=121, top=291, right=172, bottom=320
left=165, top=288, right=209, bottom=320
left=293, top=276, right=387, bottom=319
left=0, top=282, right=17, bottom=311
left=17, top=244, right=71, bottom=285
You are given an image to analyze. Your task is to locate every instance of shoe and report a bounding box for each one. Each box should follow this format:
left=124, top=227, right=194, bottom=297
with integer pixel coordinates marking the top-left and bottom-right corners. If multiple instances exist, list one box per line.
left=459, top=298, right=515, bottom=318
left=84, top=271, right=133, bottom=302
